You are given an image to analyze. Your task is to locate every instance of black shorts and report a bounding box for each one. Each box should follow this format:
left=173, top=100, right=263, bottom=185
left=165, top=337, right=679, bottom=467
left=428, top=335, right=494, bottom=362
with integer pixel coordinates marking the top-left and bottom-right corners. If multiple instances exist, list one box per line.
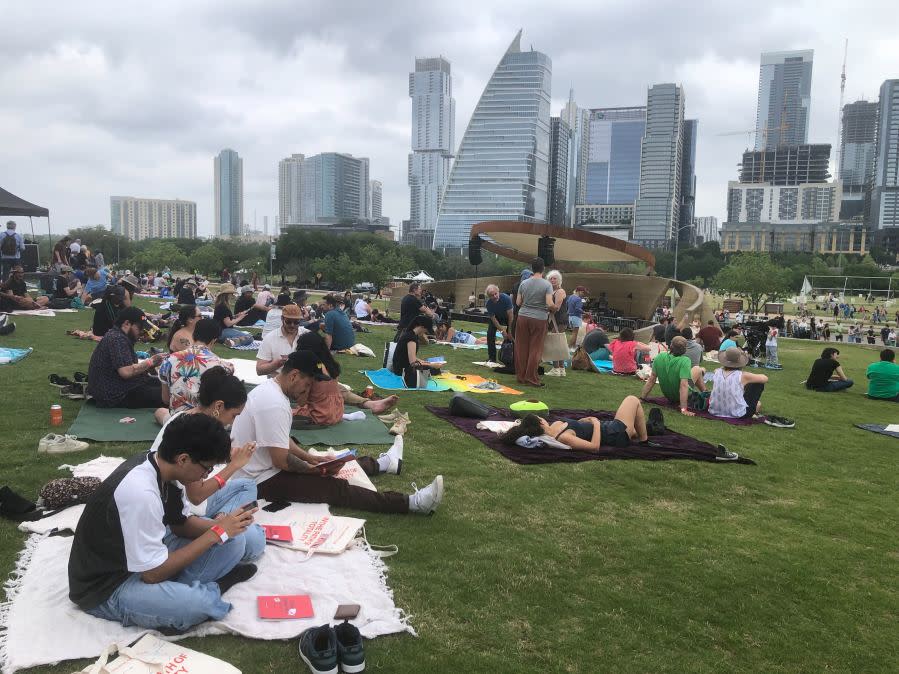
left=600, top=419, right=630, bottom=447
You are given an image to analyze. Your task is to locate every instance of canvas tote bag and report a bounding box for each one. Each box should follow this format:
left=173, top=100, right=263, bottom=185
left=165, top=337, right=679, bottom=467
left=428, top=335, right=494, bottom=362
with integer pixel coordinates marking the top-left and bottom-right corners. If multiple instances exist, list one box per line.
left=73, top=633, right=241, bottom=674
left=542, top=315, right=570, bottom=363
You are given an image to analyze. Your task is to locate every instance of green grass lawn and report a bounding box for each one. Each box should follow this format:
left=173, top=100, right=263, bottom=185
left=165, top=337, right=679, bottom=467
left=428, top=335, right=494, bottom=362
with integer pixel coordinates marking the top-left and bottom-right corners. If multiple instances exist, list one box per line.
left=1, top=303, right=897, bottom=673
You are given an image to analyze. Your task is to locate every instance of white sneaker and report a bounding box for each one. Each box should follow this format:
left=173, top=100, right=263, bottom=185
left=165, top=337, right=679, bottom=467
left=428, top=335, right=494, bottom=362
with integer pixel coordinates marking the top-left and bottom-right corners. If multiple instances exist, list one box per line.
left=38, top=434, right=89, bottom=454
left=545, top=367, right=563, bottom=377
left=378, top=436, right=404, bottom=475
left=559, top=367, right=567, bottom=377
left=408, top=475, right=444, bottom=515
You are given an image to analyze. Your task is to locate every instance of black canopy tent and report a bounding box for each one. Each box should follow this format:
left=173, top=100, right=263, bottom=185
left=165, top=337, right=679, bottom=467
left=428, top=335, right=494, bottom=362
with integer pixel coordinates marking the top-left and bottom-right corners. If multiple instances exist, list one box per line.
left=0, top=186, right=50, bottom=268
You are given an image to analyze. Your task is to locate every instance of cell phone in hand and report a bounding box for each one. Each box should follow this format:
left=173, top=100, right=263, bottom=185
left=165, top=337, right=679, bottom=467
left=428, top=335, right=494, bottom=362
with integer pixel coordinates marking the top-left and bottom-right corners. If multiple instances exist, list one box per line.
left=239, top=500, right=258, bottom=512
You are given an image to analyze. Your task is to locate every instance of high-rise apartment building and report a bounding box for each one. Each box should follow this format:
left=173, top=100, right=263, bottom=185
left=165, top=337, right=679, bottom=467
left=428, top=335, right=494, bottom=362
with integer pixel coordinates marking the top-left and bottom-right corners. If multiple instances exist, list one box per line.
left=408, top=57, right=455, bottom=248
left=301, top=153, right=370, bottom=222
left=678, top=119, right=698, bottom=243
left=278, top=154, right=305, bottom=226
left=214, top=149, right=243, bottom=237
left=870, top=80, right=899, bottom=231
left=562, top=90, right=590, bottom=216
left=110, top=196, right=196, bottom=241
left=693, top=216, right=719, bottom=244
left=547, top=117, right=571, bottom=226
left=433, top=31, right=551, bottom=248
left=754, top=50, right=814, bottom=150
left=839, top=100, right=878, bottom=219
left=370, top=180, right=383, bottom=220
left=585, top=107, right=646, bottom=205
left=633, top=83, right=685, bottom=246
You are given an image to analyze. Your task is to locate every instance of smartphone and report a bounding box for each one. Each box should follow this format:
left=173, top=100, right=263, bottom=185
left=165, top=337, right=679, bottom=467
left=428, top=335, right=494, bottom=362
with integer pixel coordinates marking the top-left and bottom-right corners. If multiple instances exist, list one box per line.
left=262, top=500, right=290, bottom=513
left=239, top=500, right=258, bottom=512
left=334, top=604, right=361, bottom=620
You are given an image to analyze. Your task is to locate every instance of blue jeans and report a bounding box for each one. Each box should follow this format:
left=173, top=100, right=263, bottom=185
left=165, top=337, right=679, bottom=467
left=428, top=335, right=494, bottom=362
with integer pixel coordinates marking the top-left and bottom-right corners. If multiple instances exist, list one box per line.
left=817, top=379, right=854, bottom=392
left=204, top=478, right=265, bottom=560
left=220, top=327, right=253, bottom=345
left=195, top=298, right=213, bottom=306
left=85, top=528, right=256, bottom=631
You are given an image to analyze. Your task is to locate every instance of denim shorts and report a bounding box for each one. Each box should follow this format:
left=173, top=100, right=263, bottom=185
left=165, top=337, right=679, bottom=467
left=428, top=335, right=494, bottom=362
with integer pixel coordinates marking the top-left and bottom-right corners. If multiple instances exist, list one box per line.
left=600, top=419, right=630, bottom=447
left=568, top=316, right=583, bottom=329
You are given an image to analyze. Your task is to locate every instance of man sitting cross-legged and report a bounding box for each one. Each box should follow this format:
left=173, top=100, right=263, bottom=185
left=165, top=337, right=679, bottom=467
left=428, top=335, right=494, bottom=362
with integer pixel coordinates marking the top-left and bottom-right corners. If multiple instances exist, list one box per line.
left=67, top=413, right=261, bottom=633
left=639, top=336, right=705, bottom=417
left=0, top=265, right=49, bottom=309
left=230, top=349, right=444, bottom=515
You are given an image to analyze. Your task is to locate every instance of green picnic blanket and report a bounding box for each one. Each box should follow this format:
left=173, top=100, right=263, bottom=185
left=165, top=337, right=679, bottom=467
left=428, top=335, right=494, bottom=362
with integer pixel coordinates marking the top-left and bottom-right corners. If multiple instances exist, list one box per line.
left=67, top=404, right=160, bottom=442
left=290, top=409, right=394, bottom=446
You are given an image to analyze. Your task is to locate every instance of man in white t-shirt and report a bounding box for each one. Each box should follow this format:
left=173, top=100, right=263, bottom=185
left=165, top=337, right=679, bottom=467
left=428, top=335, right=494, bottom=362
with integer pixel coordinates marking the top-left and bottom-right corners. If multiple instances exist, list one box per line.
left=231, top=350, right=444, bottom=515
left=354, top=296, right=371, bottom=320
left=256, top=304, right=308, bottom=376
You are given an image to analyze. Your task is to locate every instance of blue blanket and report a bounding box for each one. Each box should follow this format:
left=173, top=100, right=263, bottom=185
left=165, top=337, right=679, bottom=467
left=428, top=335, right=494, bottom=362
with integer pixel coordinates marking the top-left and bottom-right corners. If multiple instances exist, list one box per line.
left=592, top=359, right=614, bottom=372
left=361, top=368, right=451, bottom=392
left=0, top=347, right=32, bottom=365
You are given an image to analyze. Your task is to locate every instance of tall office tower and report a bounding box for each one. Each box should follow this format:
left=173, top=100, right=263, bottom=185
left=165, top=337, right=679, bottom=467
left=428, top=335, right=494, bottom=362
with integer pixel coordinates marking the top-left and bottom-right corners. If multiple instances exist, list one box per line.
left=408, top=56, right=455, bottom=248
left=303, top=153, right=370, bottom=221
left=870, top=80, right=899, bottom=231
left=562, top=90, right=590, bottom=212
left=839, top=100, right=878, bottom=219
left=433, top=31, right=551, bottom=248
left=739, top=144, right=832, bottom=184
left=278, top=154, right=305, bottom=226
left=110, top=196, right=197, bottom=241
left=585, top=107, right=646, bottom=204
left=370, top=180, right=383, bottom=220
left=693, top=216, right=719, bottom=244
left=213, top=149, right=243, bottom=237
left=678, top=119, right=698, bottom=243
left=633, top=83, right=685, bottom=246
left=547, top=117, right=571, bottom=226
left=263, top=216, right=269, bottom=236
left=754, top=50, right=813, bottom=150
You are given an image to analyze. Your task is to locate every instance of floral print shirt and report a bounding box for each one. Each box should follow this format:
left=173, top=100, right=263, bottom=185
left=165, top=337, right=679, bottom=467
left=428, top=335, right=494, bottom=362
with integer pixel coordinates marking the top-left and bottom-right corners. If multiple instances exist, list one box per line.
left=157, top=345, right=233, bottom=413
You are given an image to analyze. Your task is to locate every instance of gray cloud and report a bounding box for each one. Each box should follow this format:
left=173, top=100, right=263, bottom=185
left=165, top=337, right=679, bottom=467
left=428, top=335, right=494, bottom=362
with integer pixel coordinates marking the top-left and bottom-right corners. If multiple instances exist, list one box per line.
left=1, top=0, right=897, bottom=239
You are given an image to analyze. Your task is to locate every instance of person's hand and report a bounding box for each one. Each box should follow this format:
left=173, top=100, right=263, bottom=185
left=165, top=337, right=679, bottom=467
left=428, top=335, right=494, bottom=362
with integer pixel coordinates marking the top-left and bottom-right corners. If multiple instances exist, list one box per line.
left=229, top=441, right=256, bottom=469
left=680, top=407, right=696, bottom=417
left=217, top=506, right=256, bottom=538
left=150, top=352, right=166, bottom=367
left=304, top=453, right=330, bottom=465
left=274, top=355, right=288, bottom=369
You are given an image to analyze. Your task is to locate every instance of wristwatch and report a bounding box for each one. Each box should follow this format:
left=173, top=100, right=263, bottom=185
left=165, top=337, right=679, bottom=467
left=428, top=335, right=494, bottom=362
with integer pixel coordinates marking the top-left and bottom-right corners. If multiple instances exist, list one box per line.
left=210, top=525, right=228, bottom=544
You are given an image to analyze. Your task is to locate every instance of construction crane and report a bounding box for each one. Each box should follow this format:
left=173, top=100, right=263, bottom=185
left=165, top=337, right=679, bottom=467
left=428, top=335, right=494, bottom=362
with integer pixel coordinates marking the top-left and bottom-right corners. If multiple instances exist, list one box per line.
left=835, top=39, right=849, bottom=179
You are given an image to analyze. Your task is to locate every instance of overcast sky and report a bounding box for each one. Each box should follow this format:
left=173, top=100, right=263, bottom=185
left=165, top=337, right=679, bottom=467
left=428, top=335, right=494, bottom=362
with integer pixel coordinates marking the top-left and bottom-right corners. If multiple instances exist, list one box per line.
left=2, top=0, right=898, bottom=240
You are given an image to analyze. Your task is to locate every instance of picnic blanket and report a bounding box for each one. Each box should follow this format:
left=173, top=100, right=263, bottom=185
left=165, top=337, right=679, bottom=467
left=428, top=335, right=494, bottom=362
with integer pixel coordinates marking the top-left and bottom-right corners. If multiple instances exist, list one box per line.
left=66, top=404, right=160, bottom=442
left=426, top=405, right=755, bottom=465
left=222, top=356, right=268, bottom=386
left=644, top=396, right=766, bottom=426
left=432, top=372, right=522, bottom=395
left=362, top=368, right=451, bottom=392
left=434, top=340, right=493, bottom=350
left=291, top=409, right=394, bottom=445
left=227, top=339, right=262, bottom=351
left=6, top=308, right=78, bottom=316
left=592, top=359, right=614, bottom=372
left=2, top=505, right=412, bottom=673
left=0, top=348, right=32, bottom=365
left=854, top=423, right=899, bottom=439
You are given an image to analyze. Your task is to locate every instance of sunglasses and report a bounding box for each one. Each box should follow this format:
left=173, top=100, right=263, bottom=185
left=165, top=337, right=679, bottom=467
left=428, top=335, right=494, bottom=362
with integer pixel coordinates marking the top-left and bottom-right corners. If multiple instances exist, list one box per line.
left=282, top=318, right=301, bottom=326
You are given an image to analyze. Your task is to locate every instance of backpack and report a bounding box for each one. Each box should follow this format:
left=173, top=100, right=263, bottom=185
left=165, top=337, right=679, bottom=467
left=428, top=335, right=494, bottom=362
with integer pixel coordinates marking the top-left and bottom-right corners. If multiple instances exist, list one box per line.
left=687, top=389, right=711, bottom=412
left=1, top=232, right=17, bottom=256
left=499, top=339, right=514, bottom=367
left=448, top=393, right=493, bottom=419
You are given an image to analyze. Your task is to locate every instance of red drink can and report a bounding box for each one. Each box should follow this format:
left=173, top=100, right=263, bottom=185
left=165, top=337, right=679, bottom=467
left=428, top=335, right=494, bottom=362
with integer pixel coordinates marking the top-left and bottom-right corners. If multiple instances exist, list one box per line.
left=363, top=386, right=374, bottom=399
left=50, top=404, right=63, bottom=426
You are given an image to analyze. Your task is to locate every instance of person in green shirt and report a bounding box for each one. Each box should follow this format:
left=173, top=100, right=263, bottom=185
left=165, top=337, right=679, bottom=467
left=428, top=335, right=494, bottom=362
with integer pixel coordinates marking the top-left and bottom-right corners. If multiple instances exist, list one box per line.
left=866, top=349, right=899, bottom=401
left=833, top=322, right=843, bottom=342
left=639, top=337, right=706, bottom=416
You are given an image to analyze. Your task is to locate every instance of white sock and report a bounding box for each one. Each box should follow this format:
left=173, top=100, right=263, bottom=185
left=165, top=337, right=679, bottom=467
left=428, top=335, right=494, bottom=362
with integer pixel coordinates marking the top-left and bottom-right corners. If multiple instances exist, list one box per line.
left=342, top=410, right=366, bottom=421
left=377, top=454, right=390, bottom=472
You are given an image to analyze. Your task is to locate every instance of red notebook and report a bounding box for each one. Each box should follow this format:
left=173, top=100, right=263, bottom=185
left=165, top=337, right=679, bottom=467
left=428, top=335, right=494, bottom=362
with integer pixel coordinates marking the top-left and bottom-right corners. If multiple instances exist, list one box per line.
left=257, top=594, right=314, bottom=620
left=262, top=524, right=294, bottom=542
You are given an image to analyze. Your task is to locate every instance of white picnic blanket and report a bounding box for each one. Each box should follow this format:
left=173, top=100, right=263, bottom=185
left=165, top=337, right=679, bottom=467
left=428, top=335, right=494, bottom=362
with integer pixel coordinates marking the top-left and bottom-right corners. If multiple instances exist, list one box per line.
left=6, top=308, right=78, bottom=316
left=473, top=361, right=503, bottom=369
left=222, top=357, right=268, bottom=386
left=434, top=340, right=487, bottom=350
left=4, top=503, right=411, bottom=674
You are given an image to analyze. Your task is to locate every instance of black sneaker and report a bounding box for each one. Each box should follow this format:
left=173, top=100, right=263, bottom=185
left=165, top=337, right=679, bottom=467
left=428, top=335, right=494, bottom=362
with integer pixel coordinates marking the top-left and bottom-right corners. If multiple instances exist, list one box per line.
left=646, top=407, right=666, bottom=436
left=0, top=320, right=17, bottom=336
left=715, top=444, right=740, bottom=461
left=335, top=621, right=365, bottom=672
left=60, top=383, right=86, bottom=400
left=764, top=415, right=795, bottom=429
left=299, top=625, right=339, bottom=674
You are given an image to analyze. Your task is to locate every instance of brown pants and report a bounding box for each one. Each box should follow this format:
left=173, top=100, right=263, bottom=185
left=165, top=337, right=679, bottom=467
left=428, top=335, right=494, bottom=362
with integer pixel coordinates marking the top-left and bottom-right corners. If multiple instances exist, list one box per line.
left=257, top=456, right=409, bottom=514
left=514, top=315, right=548, bottom=386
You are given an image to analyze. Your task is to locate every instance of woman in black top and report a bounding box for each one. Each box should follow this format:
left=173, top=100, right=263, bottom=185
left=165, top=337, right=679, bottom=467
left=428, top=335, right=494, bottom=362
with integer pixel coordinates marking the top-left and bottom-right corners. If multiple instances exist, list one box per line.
left=213, top=284, right=253, bottom=347
left=391, top=315, right=441, bottom=387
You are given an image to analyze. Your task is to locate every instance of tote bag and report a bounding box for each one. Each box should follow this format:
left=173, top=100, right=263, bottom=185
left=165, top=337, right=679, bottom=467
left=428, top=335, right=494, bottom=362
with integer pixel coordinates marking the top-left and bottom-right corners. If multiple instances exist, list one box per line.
left=542, top=316, right=570, bottom=363
left=73, top=633, right=241, bottom=674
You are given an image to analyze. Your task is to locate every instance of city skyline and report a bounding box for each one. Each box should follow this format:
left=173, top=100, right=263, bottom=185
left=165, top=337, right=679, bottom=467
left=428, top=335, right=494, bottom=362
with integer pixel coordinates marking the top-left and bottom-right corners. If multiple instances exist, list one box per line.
left=1, top=3, right=898, bottom=240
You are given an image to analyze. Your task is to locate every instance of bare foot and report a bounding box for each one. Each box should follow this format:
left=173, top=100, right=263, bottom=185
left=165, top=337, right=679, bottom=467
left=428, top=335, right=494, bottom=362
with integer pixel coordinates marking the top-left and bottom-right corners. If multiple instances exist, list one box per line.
left=365, top=395, right=399, bottom=413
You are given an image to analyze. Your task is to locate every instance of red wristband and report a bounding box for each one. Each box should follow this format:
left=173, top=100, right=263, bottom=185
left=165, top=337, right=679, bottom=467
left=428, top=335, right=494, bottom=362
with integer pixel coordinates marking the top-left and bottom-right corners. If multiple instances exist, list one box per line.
left=212, top=474, right=226, bottom=489
left=210, top=525, right=227, bottom=544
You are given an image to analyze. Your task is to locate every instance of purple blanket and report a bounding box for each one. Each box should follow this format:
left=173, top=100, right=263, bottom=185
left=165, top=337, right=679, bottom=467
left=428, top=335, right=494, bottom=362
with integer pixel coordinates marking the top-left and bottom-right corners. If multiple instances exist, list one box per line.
left=644, top=396, right=765, bottom=426
left=425, top=406, right=755, bottom=465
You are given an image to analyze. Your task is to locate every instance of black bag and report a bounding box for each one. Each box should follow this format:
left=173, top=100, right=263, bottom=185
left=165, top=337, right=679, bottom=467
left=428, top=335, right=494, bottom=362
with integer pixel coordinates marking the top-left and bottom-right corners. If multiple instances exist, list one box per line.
left=499, top=339, right=514, bottom=367
left=448, top=393, right=492, bottom=419
left=1, top=232, right=17, bottom=256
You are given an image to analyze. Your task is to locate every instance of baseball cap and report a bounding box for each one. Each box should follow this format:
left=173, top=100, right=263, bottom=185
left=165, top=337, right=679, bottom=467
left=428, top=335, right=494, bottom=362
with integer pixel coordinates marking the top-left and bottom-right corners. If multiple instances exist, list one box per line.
left=575, top=286, right=587, bottom=293
left=263, top=284, right=271, bottom=290
left=239, top=285, right=253, bottom=294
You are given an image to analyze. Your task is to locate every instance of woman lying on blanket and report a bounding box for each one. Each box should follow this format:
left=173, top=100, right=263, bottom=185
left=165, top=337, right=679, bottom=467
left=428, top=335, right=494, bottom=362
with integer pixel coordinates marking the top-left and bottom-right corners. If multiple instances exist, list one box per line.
left=499, top=395, right=656, bottom=451
left=435, top=318, right=488, bottom=345
left=291, top=331, right=398, bottom=426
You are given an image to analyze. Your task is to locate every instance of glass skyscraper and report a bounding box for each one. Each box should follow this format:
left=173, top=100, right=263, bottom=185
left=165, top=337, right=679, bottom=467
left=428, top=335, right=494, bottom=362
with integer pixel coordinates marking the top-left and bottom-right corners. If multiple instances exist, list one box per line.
left=278, top=153, right=305, bottom=226
left=838, top=100, right=878, bottom=219
left=585, top=107, right=646, bottom=205
left=755, top=50, right=813, bottom=150
left=214, top=148, right=243, bottom=237
left=408, top=57, right=455, bottom=248
left=547, top=116, right=571, bottom=226
left=870, top=80, right=899, bottom=230
left=678, top=119, right=698, bottom=242
left=301, top=153, right=370, bottom=222
left=433, top=31, right=551, bottom=249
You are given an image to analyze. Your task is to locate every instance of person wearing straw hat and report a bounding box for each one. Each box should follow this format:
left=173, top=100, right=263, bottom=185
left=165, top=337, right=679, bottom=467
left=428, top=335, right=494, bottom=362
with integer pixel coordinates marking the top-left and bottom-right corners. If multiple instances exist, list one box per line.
left=213, top=283, right=253, bottom=347
left=708, top=347, right=768, bottom=420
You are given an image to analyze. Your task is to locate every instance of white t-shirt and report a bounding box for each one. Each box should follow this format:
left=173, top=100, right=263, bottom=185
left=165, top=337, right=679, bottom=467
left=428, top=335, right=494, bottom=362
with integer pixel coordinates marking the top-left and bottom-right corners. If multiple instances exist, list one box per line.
left=256, top=326, right=307, bottom=373
left=230, top=378, right=291, bottom=485
left=354, top=298, right=370, bottom=318
left=69, top=242, right=81, bottom=255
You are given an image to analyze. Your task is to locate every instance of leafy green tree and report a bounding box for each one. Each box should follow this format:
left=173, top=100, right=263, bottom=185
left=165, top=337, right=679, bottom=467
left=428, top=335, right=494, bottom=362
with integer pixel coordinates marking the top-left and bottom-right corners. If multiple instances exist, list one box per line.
left=127, top=241, right=189, bottom=274
left=190, top=244, right=224, bottom=276
left=711, top=253, right=792, bottom=313
left=67, top=226, right=133, bottom=263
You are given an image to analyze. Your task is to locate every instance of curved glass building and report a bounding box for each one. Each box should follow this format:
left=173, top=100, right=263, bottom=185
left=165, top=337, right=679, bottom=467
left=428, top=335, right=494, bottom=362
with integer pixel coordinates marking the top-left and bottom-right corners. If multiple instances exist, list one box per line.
left=432, top=30, right=552, bottom=249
